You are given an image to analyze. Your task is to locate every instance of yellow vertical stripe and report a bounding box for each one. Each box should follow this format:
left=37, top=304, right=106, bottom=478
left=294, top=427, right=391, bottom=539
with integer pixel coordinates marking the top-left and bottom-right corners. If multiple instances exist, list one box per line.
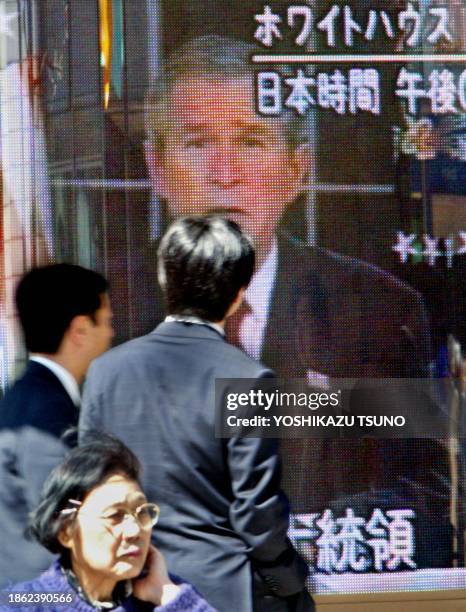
left=98, top=0, right=112, bottom=109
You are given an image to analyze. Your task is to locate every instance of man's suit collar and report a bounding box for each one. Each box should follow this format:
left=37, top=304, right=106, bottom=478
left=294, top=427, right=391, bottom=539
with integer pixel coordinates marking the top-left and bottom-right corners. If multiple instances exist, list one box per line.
left=260, top=234, right=302, bottom=375
left=260, top=232, right=333, bottom=378
left=23, top=360, right=79, bottom=407
left=29, top=356, right=80, bottom=406
left=164, top=314, right=224, bottom=337
left=245, top=239, right=277, bottom=323
left=152, top=320, right=225, bottom=342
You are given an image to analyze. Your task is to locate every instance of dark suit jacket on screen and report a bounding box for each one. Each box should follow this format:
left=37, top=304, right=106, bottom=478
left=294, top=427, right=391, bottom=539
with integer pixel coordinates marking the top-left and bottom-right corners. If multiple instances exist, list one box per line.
left=79, top=322, right=312, bottom=612
left=262, top=238, right=451, bottom=568
left=0, top=361, right=77, bottom=588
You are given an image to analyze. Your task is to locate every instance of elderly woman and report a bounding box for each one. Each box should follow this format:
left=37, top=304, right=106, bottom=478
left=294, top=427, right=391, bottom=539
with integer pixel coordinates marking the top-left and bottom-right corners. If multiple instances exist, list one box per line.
left=0, top=434, right=215, bottom=611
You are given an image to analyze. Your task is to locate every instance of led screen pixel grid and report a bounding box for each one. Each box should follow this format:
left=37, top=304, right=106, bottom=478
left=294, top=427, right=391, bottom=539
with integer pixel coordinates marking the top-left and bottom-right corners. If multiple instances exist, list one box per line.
left=0, top=0, right=465, bottom=596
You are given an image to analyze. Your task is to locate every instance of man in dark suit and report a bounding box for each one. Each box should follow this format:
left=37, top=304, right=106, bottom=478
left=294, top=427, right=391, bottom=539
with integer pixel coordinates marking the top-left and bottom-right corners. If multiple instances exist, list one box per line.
left=0, top=264, right=113, bottom=587
left=137, top=34, right=451, bottom=569
left=80, top=216, right=313, bottom=611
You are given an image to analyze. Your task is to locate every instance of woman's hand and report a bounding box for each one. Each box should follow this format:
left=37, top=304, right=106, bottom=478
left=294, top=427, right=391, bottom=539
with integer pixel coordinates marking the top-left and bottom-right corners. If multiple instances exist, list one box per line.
left=132, top=545, right=181, bottom=606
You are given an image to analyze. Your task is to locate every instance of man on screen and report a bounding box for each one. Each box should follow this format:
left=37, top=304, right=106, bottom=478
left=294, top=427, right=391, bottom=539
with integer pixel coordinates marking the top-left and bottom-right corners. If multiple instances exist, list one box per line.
left=142, top=34, right=429, bottom=378
left=138, top=35, right=451, bottom=567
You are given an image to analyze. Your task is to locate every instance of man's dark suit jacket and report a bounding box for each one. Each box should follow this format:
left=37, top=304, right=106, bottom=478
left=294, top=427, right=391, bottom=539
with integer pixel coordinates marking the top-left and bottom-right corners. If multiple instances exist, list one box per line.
left=265, top=237, right=450, bottom=567
left=80, top=322, right=311, bottom=611
left=132, top=233, right=451, bottom=568
left=0, top=361, right=77, bottom=587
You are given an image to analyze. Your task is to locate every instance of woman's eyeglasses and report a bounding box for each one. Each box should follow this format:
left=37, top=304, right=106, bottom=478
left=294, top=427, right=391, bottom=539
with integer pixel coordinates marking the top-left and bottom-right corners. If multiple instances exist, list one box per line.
left=61, top=499, right=160, bottom=530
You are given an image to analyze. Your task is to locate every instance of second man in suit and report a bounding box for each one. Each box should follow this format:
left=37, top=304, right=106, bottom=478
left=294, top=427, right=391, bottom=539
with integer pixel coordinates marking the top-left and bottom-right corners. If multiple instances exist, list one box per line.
left=0, top=263, right=113, bottom=587
left=80, top=216, right=313, bottom=611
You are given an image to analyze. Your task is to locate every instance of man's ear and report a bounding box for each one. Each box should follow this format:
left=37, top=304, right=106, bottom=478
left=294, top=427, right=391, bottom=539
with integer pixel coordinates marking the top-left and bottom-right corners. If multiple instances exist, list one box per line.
left=225, top=287, right=245, bottom=320
left=144, top=141, right=167, bottom=198
left=67, top=315, right=93, bottom=348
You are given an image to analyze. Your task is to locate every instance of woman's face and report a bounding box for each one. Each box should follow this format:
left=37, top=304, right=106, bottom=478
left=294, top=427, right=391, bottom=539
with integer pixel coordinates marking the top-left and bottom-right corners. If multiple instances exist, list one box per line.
left=60, top=474, right=152, bottom=589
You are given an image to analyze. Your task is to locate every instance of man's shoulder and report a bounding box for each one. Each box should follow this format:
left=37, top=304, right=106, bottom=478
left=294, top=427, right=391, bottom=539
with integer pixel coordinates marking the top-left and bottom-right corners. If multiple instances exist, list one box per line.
left=278, top=233, right=422, bottom=303
left=87, top=324, right=272, bottom=387
left=217, top=338, right=273, bottom=378
left=3, top=361, right=58, bottom=391
left=158, top=321, right=272, bottom=378
left=88, top=333, right=154, bottom=372
left=0, top=364, right=74, bottom=428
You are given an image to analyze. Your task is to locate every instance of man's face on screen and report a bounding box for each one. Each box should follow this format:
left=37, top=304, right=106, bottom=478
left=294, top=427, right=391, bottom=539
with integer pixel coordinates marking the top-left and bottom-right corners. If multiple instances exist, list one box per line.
left=147, top=76, right=309, bottom=258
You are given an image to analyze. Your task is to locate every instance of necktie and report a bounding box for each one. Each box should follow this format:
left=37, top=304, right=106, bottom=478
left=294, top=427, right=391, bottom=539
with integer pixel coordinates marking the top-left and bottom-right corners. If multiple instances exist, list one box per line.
left=225, top=299, right=252, bottom=348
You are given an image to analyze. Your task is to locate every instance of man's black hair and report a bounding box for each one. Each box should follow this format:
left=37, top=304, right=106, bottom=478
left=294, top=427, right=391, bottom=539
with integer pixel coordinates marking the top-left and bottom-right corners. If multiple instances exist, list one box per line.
left=16, top=263, right=108, bottom=354
left=158, top=215, right=255, bottom=321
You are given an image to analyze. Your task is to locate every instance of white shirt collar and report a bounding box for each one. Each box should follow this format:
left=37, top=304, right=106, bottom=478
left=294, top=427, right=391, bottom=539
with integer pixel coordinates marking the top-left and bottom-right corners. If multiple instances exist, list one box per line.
left=30, top=356, right=81, bottom=406
left=244, top=239, right=278, bottom=322
left=164, top=315, right=225, bottom=337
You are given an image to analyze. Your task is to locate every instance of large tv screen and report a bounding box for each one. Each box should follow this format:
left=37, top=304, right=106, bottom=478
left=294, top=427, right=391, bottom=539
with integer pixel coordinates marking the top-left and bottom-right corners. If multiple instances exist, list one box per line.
left=0, top=0, right=465, bottom=595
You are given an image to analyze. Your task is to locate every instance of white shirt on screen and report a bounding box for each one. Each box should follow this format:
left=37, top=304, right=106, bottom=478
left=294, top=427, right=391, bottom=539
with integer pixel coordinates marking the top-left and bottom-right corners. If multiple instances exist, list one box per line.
left=242, top=240, right=277, bottom=360
left=29, top=355, right=81, bottom=406
left=241, top=242, right=330, bottom=388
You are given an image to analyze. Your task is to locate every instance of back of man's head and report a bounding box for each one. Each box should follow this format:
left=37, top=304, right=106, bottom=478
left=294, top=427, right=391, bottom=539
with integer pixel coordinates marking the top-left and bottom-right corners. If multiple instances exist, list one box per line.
left=158, top=216, right=255, bottom=322
left=16, top=264, right=108, bottom=354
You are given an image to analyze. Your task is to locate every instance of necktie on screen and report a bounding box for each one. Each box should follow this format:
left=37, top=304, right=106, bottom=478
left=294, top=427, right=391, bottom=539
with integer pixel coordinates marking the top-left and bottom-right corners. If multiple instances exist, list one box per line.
left=225, top=299, right=252, bottom=349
